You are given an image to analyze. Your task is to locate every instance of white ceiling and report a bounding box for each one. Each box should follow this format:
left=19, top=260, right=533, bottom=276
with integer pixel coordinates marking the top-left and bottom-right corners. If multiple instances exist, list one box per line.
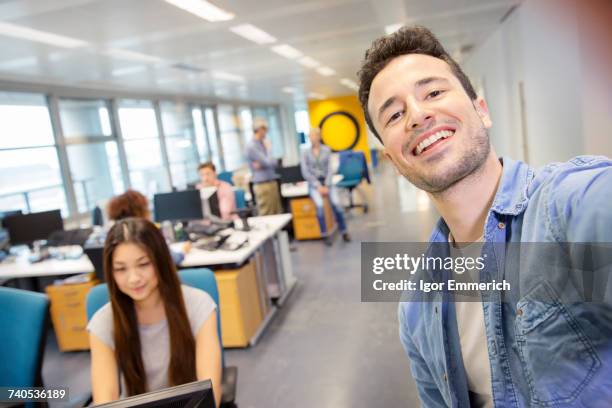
left=0, top=0, right=522, bottom=106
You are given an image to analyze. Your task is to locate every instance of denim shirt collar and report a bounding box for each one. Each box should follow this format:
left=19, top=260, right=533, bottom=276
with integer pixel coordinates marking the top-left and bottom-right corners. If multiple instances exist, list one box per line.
left=430, top=156, right=532, bottom=243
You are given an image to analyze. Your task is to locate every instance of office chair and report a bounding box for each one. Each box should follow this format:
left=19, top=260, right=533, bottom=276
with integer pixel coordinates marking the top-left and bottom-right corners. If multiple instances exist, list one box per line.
left=0, top=287, right=49, bottom=408
left=234, top=189, right=247, bottom=210
left=86, top=268, right=238, bottom=408
left=218, top=171, right=234, bottom=186
left=336, top=152, right=369, bottom=213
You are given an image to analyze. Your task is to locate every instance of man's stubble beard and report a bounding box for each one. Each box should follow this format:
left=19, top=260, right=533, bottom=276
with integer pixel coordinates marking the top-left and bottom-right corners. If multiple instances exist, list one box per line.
left=399, top=124, right=491, bottom=194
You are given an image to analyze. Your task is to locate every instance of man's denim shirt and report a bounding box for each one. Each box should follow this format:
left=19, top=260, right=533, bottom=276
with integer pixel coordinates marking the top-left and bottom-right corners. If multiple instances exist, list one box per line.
left=399, top=156, right=612, bottom=407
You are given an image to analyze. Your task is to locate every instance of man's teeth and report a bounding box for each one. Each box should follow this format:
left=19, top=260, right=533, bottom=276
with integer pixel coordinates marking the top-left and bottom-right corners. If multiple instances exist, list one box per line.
left=415, top=130, right=454, bottom=155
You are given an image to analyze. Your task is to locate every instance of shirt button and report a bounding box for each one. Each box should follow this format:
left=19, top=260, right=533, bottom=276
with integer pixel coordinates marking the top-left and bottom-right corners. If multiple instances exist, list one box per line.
left=443, top=373, right=447, bottom=382
left=517, top=308, right=523, bottom=316
left=498, top=222, right=506, bottom=229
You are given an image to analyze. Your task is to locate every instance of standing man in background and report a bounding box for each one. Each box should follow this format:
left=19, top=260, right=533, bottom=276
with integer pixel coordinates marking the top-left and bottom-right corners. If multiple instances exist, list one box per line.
left=246, top=118, right=282, bottom=215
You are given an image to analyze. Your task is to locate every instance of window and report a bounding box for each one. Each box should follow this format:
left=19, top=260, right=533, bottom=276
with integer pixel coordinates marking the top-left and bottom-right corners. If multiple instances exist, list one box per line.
left=192, top=107, right=210, bottom=163
left=118, top=100, right=170, bottom=197
left=0, top=92, right=68, bottom=215
left=203, top=107, right=223, bottom=170
left=160, top=102, right=200, bottom=190
left=217, top=104, right=244, bottom=171
left=238, top=106, right=253, bottom=144
left=58, top=99, right=124, bottom=213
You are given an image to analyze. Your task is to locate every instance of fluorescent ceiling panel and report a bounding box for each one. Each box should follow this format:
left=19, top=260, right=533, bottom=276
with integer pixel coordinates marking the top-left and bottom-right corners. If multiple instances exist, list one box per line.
left=229, top=24, right=277, bottom=45
left=212, top=71, right=246, bottom=83
left=270, top=44, right=303, bottom=59
left=298, top=56, right=320, bottom=68
left=104, top=48, right=164, bottom=63
left=316, top=66, right=336, bottom=76
left=164, top=0, right=234, bottom=22
left=385, top=23, right=403, bottom=35
left=0, top=22, right=88, bottom=48
left=112, top=65, right=147, bottom=77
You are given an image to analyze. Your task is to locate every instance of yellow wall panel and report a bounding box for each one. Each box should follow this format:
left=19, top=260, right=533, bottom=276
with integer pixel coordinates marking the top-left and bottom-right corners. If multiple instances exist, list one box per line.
left=308, top=94, right=371, bottom=163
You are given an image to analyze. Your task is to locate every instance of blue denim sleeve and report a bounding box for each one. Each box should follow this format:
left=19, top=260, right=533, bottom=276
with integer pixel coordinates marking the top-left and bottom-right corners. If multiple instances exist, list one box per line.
left=547, top=158, right=612, bottom=242
left=398, top=303, right=448, bottom=408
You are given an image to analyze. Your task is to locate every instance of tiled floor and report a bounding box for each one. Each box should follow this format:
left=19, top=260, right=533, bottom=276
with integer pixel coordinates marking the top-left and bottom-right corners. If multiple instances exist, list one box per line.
left=42, top=160, right=439, bottom=407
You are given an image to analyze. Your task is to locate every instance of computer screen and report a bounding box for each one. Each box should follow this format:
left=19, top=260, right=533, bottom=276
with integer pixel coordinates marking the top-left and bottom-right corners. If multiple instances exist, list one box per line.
left=200, top=187, right=221, bottom=219
left=154, top=190, right=204, bottom=222
left=3, top=209, right=64, bottom=246
left=278, top=165, right=304, bottom=184
left=94, top=379, right=215, bottom=408
left=0, top=209, right=23, bottom=228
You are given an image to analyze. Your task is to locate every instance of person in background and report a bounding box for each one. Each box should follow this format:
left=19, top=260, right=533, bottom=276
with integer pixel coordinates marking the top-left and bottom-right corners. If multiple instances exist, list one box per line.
left=196, top=162, right=236, bottom=220
left=88, top=218, right=222, bottom=406
left=300, top=127, right=350, bottom=245
left=106, top=189, right=190, bottom=265
left=245, top=118, right=283, bottom=215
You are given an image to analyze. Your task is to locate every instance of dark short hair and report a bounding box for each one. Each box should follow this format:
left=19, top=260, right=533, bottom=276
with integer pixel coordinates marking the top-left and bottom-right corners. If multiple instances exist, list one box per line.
left=107, top=189, right=149, bottom=221
left=357, top=25, right=477, bottom=143
left=197, top=161, right=216, bottom=172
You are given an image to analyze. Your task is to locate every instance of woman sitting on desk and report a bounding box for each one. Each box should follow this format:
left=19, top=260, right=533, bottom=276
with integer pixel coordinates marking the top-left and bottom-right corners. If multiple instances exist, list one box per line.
left=87, top=218, right=222, bottom=406
left=300, top=127, right=350, bottom=245
left=106, top=189, right=190, bottom=265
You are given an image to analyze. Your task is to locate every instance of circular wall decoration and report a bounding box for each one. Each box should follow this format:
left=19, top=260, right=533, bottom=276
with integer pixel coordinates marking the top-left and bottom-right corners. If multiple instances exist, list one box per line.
left=318, top=111, right=360, bottom=151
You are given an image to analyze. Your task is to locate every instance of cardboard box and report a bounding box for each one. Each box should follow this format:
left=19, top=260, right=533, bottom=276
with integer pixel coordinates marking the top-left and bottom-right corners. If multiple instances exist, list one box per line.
left=45, top=276, right=98, bottom=352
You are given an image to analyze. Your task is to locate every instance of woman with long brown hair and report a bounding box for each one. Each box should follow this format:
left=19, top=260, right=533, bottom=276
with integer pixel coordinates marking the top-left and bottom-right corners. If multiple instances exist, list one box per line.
left=87, top=217, right=221, bottom=406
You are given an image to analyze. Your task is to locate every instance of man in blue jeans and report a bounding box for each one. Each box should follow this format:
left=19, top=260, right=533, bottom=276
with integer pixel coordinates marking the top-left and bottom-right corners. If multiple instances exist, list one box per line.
left=300, top=127, right=350, bottom=245
left=357, top=26, right=612, bottom=406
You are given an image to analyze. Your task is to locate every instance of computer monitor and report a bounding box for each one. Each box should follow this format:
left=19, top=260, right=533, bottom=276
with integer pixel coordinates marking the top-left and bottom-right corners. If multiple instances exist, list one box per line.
left=0, top=209, right=23, bottom=228
left=94, top=379, right=215, bottom=408
left=200, top=187, right=221, bottom=219
left=154, top=190, right=204, bottom=222
left=3, top=209, right=64, bottom=247
left=278, top=165, right=304, bottom=184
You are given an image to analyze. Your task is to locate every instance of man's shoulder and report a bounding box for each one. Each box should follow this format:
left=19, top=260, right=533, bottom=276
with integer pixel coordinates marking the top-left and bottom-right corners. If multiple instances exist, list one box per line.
left=530, top=155, right=612, bottom=200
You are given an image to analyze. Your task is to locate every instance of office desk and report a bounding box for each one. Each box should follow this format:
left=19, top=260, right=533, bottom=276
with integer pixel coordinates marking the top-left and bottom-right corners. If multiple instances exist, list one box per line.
left=0, top=214, right=296, bottom=348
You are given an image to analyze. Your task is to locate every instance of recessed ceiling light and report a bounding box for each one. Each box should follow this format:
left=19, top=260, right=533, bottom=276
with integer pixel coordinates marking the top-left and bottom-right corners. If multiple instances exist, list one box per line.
left=282, top=87, right=295, bottom=94
left=316, top=66, right=336, bottom=76
left=104, top=48, right=164, bottom=64
left=385, top=23, right=403, bottom=35
left=112, top=65, right=147, bottom=77
left=212, top=71, right=246, bottom=83
left=270, top=44, right=302, bottom=60
left=229, top=24, right=277, bottom=45
left=308, top=92, right=326, bottom=99
left=0, top=21, right=88, bottom=48
left=298, top=56, right=320, bottom=68
left=164, top=0, right=234, bottom=22
left=340, top=78, right=359, bottom=91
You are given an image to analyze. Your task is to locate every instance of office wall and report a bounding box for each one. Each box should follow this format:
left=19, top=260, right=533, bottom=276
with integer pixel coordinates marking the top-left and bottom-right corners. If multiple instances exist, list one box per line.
left=463, top=0, right=611, bottom=166
left=308, top=95, right=371, bottom=163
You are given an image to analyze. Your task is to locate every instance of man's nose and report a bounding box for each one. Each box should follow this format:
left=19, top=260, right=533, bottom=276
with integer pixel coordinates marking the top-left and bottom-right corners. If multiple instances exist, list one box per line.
left=406, top=99, right=434, bottom=131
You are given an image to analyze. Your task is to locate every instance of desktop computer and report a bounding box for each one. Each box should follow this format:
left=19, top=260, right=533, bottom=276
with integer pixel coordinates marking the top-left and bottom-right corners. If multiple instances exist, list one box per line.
left=154, top=190, right=204, bottom=222
left=278, top=165, right=304, bottom=184
left=3, top=209, right=64, bottom=247
left=199, top=187, right=221, bottom=219
left=94, top=379, right=215, bottom=407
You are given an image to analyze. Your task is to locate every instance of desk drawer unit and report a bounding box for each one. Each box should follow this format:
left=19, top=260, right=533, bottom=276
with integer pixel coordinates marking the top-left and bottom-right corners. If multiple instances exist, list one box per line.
left=290, top=197, right=335, bottom=240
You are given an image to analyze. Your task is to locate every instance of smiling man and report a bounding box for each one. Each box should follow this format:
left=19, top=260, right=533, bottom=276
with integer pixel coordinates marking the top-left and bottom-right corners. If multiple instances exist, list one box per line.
left=358, top=26, right=612, bottom=407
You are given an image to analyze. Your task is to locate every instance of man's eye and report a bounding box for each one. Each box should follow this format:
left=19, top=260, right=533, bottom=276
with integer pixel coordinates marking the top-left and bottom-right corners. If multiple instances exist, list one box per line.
left=386, top=111, right=403, bottom=125
left=428, top=90, right=444, bottom=98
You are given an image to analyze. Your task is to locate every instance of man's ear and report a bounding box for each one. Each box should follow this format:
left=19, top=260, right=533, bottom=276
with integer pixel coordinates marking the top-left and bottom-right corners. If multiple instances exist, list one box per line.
left=474, top=97, right=492, bottom=128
